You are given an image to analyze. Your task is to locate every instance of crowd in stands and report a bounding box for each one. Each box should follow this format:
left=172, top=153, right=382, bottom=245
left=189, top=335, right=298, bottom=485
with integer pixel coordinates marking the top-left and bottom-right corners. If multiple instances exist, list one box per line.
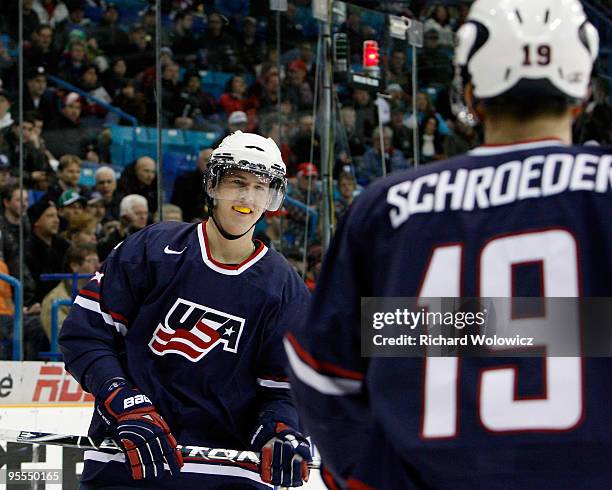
left=0, top=0, right=608, bottom=360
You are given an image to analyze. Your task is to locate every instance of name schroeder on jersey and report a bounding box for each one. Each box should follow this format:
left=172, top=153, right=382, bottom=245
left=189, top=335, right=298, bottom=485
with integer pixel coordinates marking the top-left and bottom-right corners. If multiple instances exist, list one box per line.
left=387, top=150, right=611, bottom=228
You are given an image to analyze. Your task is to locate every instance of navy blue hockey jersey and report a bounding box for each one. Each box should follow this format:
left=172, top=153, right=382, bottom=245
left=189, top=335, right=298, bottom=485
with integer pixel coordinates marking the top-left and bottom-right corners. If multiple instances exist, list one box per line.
left=286, top=140, right=612, bottom=489
left=59, top=221, right=310, bottom=488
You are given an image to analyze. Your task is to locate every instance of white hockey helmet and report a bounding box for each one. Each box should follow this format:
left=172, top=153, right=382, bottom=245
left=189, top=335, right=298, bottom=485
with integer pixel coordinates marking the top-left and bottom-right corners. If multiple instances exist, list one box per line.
left=454, top=0, right=599, bottom=103
left=205, top=131, right=287, bottom=212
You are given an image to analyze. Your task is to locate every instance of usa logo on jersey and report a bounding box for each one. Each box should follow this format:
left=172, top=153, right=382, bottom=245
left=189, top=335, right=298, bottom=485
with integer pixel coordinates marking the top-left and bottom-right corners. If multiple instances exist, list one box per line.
left=149, top=298, right=245, bottom=362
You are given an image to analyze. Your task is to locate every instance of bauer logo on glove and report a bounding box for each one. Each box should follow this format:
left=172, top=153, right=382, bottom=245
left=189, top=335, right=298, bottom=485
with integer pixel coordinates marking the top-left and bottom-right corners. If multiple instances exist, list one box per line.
left=96, top=377, right=184, bottom=480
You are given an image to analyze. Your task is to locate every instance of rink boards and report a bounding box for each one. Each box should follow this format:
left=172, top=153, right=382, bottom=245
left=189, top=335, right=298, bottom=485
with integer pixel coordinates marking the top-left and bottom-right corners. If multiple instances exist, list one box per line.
left=0, top=361, right=325, bottom=489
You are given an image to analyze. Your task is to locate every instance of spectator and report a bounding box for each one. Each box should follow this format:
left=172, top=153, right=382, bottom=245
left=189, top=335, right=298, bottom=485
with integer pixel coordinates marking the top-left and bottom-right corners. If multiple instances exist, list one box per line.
left=204, top=12, right=240, bottom=72
left=45, top=154, right=84, bottom=205
left=0, top=257, right=15, bottom=359
left=94, top=165, right=121, bottom=222
left=23, top=66, right=57, bottom=126
left=64, top=210, right=97, bottom=245
left=7, top=0, right=40, bottom=42
left=57, top=189, right=86, bottom=231
left=387, top=105, right=414, bottom=159
left=212, top=111, right=248, bottom=148
left=283, top=60, right=314, bottom=111
left=289, top=114, right=320, bottom=168
left=219, top=75, right=257, bottom=116
left=173, top=70, right=218, bottom=131
left=386, top=48, right=411, bottom=88
left=296, top=41, right=316, bottom=84
left=419, top=116, right=446, bottom=163
left=260, top=119, right=296, bottom=174
left=0, top=90, right=13, bottom=131
left=45, top=92, right=96, bottom=157
left=140, top=5, right=157, bottom=40
left=89, top=2, right=130, bottom=57
left=154, top=62, right=182, bottom=126
left=155, top=203, right=183, bottom=222
left=25, top=199, right=71, bottom=304
left=101, top=57, right=128, bottom=98
left=268, top=3, right=306, bottom=52
left=405, top=91, right=451, bottom=135
left=0, top=252, right=47, bottom=359
left=337, top=105, right=367, bottom=166
left=0, top=115, right=53, bottom=190
left=97, top=193, right=148, bottom=261
left=168, top=11, right=199, bottom=63
left=33, top=0, right=69, bottom=27
left=85, top=191, right=106, bottom=236
left=170, top=148, right=211, bottom=222
left=334, top=171, right=359, bottom=222
left=53, top=0, right=90, bottom=52
left=418, top=29, right=453, bottom=88
left=24, top=24, right=61, bottom=74
left=285, top=162, right=322, bottom=248
left=358, top=126, right=409, bottom=184
left=29, top=110, right=57, bottom=169
left=444, top=119, right=481, bottom=157
left=58, top=38, right=89, bottom=85
left=78, top=65, right=111, bottom=120
left=140, top=46, right=174, bottom=93
left=117, top=156, right=157, bottom=213
left=123, top=24, right=154, bottom=77
left=0, top=185, right=31, bottom=245
left=424, top=4, right=455, bottom=48
left=255, top=66, right=281, bottom=116
left=353, top=88, right=378, bottom=145
left=40, top=242, right=99, bottom=342
left=237, top=16, right=266, bottom=74
left=110, top=79, right=147, bottom=125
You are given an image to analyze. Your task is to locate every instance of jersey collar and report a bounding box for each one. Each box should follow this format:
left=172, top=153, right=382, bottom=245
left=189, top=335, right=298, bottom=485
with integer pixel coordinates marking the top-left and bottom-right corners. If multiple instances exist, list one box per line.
left=469, top=138, right=567, bottom=156
left=197, top=222, right=268, bottom=276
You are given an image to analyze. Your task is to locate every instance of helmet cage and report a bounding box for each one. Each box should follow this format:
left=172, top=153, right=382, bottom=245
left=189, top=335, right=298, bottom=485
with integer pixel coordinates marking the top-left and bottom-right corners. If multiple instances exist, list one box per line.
left=205, top=155, right=287, bottom=212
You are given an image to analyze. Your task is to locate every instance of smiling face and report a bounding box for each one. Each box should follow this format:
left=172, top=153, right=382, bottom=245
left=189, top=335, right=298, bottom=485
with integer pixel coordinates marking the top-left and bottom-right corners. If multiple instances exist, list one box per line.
left=213, top=170, right=271, bottom=236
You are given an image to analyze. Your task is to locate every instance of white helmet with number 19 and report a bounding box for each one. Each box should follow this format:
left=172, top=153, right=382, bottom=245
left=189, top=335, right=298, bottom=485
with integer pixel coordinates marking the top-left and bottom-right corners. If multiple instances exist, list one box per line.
left=455, top=0, right=599, bottom=103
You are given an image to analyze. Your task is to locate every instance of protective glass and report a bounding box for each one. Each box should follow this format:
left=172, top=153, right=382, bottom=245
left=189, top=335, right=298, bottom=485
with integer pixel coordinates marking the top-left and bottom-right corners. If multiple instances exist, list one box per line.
left=206, top=162, right=286, bottom=212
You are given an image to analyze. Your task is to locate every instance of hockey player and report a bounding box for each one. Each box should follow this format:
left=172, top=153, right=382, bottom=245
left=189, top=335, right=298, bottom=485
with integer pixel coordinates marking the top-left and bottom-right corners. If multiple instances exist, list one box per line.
left=59, top=131, right=312, bottom=489
left=286, top=1, right=611, bottom=488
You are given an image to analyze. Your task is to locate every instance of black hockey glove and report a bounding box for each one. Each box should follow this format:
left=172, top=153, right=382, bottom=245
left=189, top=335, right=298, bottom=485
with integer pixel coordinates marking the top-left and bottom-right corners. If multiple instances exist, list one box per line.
left=96, top=378, right=184, bottom=480
left=251, top=419, right=311, bottom=487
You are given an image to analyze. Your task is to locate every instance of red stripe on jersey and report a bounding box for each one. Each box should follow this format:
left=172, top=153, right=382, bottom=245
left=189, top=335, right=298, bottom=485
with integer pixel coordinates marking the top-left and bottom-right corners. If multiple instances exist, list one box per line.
left=347, top=477, right=377, bottom=490
left=150, top=338, right=203, bottom=360
left=201, top=222, right=265, bottom=270
left=109, top=311, right=129, bottom=324
left=154, top=323, right=221, bottom=351
left=79, top=289, right=100, bottom=300
left=286, top=333, right=364, bottom=381
left=321, top=466, right=342, bottom=490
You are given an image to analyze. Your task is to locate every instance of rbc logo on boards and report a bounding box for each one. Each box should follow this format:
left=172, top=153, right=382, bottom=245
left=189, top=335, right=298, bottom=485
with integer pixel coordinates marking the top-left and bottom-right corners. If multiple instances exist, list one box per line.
left=149, top=298, right=245, bottom=362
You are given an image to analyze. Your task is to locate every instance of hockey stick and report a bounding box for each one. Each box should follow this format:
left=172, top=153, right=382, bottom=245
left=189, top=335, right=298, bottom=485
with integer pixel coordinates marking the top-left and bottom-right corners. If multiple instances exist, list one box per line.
left=0, top=429, right=321, bottom=470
